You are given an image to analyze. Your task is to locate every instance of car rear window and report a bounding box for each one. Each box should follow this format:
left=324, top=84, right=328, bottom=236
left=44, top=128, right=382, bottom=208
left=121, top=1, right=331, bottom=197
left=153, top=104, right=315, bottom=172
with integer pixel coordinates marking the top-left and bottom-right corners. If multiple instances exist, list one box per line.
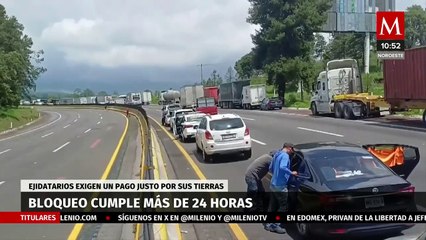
left=307, top=149, right=394, bottom=182
left=209, top=118, right=244, bottom=131
left=186, top=115, right=204, bottom=122
left=169, top=106, right=181, bottom=111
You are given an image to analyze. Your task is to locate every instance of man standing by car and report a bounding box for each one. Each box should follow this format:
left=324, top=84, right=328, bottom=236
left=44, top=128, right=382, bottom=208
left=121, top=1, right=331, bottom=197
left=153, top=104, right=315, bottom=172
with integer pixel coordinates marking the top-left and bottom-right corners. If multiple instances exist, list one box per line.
left=244, top=150, right=277, bottom=211
left=265, top=143, right=297, bottom=234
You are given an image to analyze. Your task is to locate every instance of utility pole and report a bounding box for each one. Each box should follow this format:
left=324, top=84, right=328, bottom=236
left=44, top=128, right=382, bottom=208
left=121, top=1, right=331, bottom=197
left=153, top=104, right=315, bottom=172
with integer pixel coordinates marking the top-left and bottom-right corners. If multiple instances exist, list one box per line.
left=196, top=64, right=213, bottom=84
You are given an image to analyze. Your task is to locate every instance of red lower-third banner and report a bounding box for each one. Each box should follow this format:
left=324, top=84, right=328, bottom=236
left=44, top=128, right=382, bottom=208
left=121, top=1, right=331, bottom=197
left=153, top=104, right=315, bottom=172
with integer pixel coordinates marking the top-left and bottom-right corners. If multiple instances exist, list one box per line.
left=0, top=212, right=60, bottom=224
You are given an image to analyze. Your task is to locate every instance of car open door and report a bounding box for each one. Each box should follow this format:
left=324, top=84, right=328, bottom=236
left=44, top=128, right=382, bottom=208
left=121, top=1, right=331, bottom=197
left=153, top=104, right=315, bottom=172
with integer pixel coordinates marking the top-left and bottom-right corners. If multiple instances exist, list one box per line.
left=362, top=144, right=420, bottom=179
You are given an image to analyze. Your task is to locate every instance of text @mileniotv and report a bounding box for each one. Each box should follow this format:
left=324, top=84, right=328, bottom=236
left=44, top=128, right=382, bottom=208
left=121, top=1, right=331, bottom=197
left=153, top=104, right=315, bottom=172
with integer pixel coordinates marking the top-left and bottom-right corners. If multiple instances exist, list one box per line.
left=28, top=197, right=253, bottom=210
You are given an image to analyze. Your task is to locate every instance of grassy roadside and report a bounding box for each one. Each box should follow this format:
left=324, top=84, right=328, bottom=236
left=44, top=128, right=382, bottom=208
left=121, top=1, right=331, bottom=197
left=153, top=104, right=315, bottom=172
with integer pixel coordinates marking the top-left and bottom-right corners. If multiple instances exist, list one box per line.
left=0, top=107, right=39, bottom=132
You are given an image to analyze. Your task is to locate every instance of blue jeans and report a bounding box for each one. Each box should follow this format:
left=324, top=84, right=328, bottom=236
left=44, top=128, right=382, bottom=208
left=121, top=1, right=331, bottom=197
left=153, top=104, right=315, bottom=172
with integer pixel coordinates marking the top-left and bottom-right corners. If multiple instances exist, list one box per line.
left=266, top=186, right=288, bottom=227
left=245, top=175, right=266, bottom=211
left=245, top=175, right=259, bottom=192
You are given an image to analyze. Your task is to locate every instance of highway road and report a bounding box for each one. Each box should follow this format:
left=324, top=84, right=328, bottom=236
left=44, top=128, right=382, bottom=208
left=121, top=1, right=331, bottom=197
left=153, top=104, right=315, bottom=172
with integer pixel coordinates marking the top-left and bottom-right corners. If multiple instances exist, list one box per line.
left=0, top=107, right=136, bottom=240
left=143, top=105, right=426, bottom=240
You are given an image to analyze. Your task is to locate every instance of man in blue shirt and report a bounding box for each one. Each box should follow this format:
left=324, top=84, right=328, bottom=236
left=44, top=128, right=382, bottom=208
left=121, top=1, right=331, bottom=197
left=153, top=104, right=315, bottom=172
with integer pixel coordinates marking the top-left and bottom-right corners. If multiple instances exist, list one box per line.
left=265, top=143, right=297, bottom=234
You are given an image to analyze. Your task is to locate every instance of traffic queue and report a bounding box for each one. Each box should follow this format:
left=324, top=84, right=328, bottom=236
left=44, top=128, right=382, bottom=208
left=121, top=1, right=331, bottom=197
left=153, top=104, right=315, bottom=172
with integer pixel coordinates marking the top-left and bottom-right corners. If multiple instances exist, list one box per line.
left=159, top=94, right=421, bottom=239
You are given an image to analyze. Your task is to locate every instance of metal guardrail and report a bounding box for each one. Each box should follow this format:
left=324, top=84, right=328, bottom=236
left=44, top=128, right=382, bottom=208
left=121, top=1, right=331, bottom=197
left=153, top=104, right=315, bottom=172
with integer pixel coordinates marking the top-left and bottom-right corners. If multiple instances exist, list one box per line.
left=50, top=103, right=155, bottom=239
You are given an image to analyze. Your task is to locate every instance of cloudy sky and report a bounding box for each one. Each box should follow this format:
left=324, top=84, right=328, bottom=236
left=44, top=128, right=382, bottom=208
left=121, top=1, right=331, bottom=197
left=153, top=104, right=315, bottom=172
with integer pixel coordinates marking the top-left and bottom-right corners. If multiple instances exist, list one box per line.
left=2, top=0, right=425, bottom=93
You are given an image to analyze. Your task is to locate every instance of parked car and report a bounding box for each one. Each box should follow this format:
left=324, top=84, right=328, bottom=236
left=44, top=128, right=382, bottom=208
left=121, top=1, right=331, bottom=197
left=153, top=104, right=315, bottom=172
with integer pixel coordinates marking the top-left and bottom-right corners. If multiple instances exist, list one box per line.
left=260, top=97, right=282, bottom=110
left=194, top=114, right=251, bottom=162
left=262, top=142, right=419, bottom=239
left=170, top=109, right=195, bottom=135
left=179, top=113, right=206, bottom=142
left=162, top=104, right=181, bottom=126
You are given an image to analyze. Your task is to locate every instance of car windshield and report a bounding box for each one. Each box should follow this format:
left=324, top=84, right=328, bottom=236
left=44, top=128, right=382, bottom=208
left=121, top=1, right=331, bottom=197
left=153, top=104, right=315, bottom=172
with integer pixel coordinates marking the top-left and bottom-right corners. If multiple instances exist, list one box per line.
left=209, top=118, right=244, bottom=131
left=169, top=105, right=180, bottom=111
left=197, top=98, right=215, bottom=107
left=186, top=115, right=204, bottom=122
left=176, top=110, right=192, bottom=117
left=307, top=148, right=394, bottom=182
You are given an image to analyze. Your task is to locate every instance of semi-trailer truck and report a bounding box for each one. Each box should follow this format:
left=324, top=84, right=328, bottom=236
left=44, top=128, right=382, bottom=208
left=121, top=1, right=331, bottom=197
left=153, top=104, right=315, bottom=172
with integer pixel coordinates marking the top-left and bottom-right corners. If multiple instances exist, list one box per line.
left=242, top=84, right=266, bottom=109
left=310, top=51, right=426, bottom=126
left=180, top=85, right=204, bottom=108
left=203, top=86, right=219, bottom=105
left=310, top=59, right=388, bottom=119
left=162, top=90, right=180, bottom=105
left=142, top=91, right=152, bottom=105
left=218, top=80, right=251, bottom=108
left=383, top=46, right=426, bottom=126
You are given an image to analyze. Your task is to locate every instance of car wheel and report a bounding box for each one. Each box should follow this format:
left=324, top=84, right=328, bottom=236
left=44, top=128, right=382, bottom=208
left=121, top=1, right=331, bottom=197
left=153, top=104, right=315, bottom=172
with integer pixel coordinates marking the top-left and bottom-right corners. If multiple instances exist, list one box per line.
left=181, top=135, right=186, bottom=143
left=243, top=149, right=252, bottom=159
left=334, top=102, right=344, bottom=118
left=278, top=107, right=282, bottom=110
left=310, top=102, right=318, bottom=116
left=296, top=223, right=311, bottom=239
left=343, top=105, right=355, bottom=120
left=196, top=141, right=202, bottom=153
left=203, top=149, right=212, bottom=162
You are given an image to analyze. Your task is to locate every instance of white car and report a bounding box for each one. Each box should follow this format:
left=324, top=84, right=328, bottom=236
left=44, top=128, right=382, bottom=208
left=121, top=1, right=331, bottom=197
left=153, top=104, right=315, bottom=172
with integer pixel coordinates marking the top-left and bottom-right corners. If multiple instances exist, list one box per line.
left=194, top=114, right=251, bottom=162
left=179, top=113, right=206, bottom=142
left=170, top=109, right=195, bottom=135
left=162, top=104, right=181, bottom=126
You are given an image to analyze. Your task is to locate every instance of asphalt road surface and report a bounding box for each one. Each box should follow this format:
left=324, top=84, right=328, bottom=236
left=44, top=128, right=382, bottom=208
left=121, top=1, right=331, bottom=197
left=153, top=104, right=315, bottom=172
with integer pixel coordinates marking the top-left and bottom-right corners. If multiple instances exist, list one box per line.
left=0, top=107, right=129, bottom=240
left=143, top=105, right=426, bottom=240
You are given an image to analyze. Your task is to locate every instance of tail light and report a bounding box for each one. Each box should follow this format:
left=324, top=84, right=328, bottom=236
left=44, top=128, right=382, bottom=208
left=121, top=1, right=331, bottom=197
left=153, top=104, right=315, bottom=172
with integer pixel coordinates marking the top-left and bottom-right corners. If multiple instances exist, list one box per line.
left=320, top=194, right=350, bottom=206
left=205, top=131, right=213, bottom=140
left=320, top=195, right=336, bottom=206
left=399, top=185, right=415, bottom=193
left=244, top=128, right=250, bottom=136
left=183, top=125, right=193, bottom=129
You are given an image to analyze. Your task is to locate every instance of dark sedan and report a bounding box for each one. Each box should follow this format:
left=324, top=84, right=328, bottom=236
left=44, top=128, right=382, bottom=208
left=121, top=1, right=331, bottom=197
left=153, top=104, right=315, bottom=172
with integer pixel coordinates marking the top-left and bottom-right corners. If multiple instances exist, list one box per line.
left=260, top=97, right=283, bottom=110
left=262, top=142, right=420, bottom=239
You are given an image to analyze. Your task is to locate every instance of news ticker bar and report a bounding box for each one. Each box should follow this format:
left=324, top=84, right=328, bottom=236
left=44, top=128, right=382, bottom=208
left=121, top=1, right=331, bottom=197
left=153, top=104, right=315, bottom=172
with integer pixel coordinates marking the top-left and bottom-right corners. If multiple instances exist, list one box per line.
left=1, top=212, right=425, bottom=224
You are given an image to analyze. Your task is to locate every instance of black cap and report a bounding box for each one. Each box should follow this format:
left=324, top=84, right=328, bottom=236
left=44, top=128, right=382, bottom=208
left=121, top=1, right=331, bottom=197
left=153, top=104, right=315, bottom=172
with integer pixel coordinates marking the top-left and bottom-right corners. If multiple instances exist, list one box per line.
left=283, top=143, right=294, bottom=149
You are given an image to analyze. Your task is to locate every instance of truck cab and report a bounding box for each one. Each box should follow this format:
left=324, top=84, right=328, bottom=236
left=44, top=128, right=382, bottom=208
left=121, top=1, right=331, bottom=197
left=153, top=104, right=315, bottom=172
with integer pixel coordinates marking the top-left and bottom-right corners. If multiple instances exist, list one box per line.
left=310, top=59, right=363, bottom=117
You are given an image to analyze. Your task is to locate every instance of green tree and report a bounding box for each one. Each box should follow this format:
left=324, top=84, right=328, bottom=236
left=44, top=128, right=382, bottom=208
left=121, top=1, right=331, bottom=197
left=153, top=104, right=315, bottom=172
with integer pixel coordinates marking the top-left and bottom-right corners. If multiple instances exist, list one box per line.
left=247, top=0, right=332, bottom=102
left=323, top=33, right=364, bottom=67
left=224, top=66, right=235, bottom=83
left=97, top=91, right=108, bottom=96
left=405, top=5, right=426, bottom=48
left=0, top=5, right=46, bottom=107
left=204, top=70, right=223, bottom=87
left=81, top=88, right=94, bottom=97
left=234, top=52, right=254, bottom=80
left=73, top=88, right=82, bottom=97
left=314, top=33, right=327, bottom=60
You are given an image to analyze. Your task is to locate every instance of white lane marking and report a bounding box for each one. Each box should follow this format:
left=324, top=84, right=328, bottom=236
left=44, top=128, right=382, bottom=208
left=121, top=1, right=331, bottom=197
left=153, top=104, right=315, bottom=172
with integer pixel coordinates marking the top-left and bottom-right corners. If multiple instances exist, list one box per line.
left=84, top=128, right=92, bottom=133
left=0, top=149, right=11, bottom=155
left=63, top=124, right=71, bottom=129
left=52, top=142, right=70, bottom=153
left=100, top=116, right=103, bottom=120
left=41, top=132, right=54, bottom=138
left=0, top=112, right=62, bottom=142
left=252, top=138, right=267, bottom=145
left=77, top=114, right=80, bottom=119
left=297, top=127, right=344, bottom=137
left=0, top=181, right=5, bottom=186
left=97, top=121, right=101, bottom=125
left=73, top=119, right=78, bottom=123
left=242, top=117, right=255, bottom=121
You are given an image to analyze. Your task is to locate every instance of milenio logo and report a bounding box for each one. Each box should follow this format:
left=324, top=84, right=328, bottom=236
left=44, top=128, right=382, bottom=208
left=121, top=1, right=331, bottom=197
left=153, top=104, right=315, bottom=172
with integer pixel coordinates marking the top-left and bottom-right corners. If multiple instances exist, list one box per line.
left=376, top=11, right=405, bottom=60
